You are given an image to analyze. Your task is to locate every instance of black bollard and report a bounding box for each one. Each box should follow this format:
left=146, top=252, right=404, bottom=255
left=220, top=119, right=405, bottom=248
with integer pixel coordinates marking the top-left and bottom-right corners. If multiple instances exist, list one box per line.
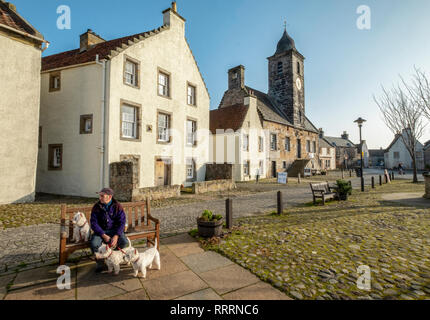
left=277, top=191, right=283, bottom=215
left=371, top=176, right=375, bottom=189
left=226, top=198, right=233, bottom=229
left=361, top=176, right=364, bottom=192
left=379, top=175, right=382, bottom=186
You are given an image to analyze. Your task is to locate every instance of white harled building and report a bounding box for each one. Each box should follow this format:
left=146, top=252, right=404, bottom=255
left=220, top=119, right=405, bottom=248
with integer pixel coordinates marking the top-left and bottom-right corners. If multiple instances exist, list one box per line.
left=37, top=3, right=210, bottom=197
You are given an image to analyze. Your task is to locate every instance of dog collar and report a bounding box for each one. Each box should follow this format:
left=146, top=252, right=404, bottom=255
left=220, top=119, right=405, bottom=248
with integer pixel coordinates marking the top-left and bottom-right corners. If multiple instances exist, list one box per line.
left=77, top=221, right=88, bottom=228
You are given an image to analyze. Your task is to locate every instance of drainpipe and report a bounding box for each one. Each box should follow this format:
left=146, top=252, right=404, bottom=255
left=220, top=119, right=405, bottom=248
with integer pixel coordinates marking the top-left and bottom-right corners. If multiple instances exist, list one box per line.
left=95, top=54, right=107, bottom=190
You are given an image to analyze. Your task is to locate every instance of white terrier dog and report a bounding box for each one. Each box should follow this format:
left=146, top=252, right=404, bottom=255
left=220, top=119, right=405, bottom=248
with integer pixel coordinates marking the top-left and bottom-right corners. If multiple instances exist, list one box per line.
left=124, top=238, right=160, bottom=278
left=71, top=212, right=91, bottom=243
left=95, top=238, right=132, bottom=275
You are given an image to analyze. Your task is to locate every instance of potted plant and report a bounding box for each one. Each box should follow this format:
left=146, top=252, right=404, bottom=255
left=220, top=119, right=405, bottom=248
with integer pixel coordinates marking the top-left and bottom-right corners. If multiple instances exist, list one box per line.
left=336, top=179, right=352, bottom=201
left=197, top=210, right=223, bottom=238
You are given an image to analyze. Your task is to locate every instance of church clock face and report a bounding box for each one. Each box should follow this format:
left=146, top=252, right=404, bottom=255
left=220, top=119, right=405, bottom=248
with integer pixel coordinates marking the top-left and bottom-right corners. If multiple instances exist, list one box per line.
left=296, top=78, right=302, bottom=91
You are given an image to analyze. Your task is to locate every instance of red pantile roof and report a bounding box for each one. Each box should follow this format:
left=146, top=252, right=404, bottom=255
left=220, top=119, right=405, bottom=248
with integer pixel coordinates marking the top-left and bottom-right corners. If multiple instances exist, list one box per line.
left=42, top=31, right=149, bottom=72
left=0, top=1, right=43, bottom=39
left=210, top=104, right=249, bottom=134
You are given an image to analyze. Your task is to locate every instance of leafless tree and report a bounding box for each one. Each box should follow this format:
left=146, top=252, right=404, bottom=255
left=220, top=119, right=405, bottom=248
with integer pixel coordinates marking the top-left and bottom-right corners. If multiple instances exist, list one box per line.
left=374, top=73, right=426, bottom=183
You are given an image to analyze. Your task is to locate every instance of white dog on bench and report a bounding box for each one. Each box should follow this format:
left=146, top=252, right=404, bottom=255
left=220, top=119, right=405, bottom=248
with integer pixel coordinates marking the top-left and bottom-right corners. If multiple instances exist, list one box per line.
left=71, top=212, right=91, bottom=243
left=124, top=238, right=160, bottom=278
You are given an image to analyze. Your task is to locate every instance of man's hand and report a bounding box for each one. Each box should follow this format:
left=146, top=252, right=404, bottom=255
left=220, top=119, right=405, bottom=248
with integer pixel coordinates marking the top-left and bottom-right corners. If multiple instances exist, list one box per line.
left=111, top=235, right=119, bottom=248
left=102, top=234, right=111, bottom=244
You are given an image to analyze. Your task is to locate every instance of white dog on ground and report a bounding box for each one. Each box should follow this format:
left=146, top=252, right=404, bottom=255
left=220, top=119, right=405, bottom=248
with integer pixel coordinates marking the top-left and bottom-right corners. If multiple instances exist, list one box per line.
left=71, top=212, right=91, bottom=243
left=124, top=238, right=160, bottom=278
left=95, top=238, right=133, bottom=275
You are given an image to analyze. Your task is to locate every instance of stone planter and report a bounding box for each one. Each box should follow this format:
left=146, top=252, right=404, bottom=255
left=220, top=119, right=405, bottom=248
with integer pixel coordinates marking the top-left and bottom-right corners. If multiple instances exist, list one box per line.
left=423, top=173, right=430, bottom=199
left=197, top=218, right=223, bottom=238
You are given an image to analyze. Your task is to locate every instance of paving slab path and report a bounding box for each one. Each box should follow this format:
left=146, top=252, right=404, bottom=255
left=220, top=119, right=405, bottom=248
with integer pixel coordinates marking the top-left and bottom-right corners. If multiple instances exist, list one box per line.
left=1, top=233, right=291, bottom=300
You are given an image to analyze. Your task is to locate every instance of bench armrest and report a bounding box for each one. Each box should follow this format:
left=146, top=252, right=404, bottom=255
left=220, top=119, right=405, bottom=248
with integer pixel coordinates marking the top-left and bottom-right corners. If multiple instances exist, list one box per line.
left=148, top=213, right=160, bottom=225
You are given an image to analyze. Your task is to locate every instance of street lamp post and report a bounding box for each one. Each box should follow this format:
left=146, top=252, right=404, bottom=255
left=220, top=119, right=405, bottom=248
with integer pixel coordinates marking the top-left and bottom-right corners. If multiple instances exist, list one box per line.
left=354, top=117, right=367, bottom=192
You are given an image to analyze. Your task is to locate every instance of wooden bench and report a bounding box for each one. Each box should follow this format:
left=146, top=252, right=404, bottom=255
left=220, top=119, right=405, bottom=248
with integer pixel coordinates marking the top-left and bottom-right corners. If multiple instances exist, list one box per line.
left=59, top=198, right=159, bottom=265
left=310, top=182, right=336, bottom=205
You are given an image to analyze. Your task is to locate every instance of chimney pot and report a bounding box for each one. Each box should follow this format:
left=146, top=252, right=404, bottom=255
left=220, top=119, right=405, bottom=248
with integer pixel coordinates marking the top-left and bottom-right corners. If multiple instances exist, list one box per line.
left=172, top=1, right=177, bottom=12
left=80, top=29, right=105, bottom=53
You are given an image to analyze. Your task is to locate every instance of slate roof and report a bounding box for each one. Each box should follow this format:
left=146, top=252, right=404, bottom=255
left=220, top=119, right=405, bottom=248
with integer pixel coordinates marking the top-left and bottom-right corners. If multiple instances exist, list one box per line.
left=275, top=28, right=296, bottom=55
left=319, top=137, right=334, bottom=149
left=244, top=86, right=319, bottom=133
left=324, top=136, right=356, bottom=148
left=0, top=0, right=43, bottom=40
left=209, top=104, right=249, bottom=134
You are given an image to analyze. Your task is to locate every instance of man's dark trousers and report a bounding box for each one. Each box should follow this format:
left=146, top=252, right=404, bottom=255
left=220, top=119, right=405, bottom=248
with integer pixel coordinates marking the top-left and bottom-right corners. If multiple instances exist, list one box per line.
left=90, top=229, right=129, bottom=254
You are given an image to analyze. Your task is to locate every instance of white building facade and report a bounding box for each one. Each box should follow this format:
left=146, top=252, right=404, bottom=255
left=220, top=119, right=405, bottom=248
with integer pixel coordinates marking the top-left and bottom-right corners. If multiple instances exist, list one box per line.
left=384, top=131, right=424, bottom=170
left=0, top=1, right=46, bottom=204
left=37, top=4, right=210, bottom=197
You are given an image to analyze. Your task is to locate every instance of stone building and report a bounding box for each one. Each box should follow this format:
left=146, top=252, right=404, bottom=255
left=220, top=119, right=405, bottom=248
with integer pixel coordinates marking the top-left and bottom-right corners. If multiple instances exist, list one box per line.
left=318, top=129, right=336, bottom=171
left=324, top=132, right=359, bottom=169
left=37, top=3, right=210, bottom=197
left=212, top=27, right=320, bottom=179
left=0, top=1, right=47, bottom=204
left=423, top=141, right=430, bottom=170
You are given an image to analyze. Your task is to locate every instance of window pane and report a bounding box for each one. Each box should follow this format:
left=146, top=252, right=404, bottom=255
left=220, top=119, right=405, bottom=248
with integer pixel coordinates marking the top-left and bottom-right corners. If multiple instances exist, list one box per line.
left=122, top=106, right=137, bottom=138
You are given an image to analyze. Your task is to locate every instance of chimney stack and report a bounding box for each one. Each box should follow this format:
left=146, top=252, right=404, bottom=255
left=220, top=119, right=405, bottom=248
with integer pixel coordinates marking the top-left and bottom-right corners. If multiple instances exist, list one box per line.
left=172, top=1, right=177, bottom=12
left=228, top=65, right=245, bottom=90
left=6, top=2, right=17, bottom=12
left=80, top=29, right=105, bottom=53
left=341, top=131, right=349, bottom=140
left=319, top=128, right=324, bottom=138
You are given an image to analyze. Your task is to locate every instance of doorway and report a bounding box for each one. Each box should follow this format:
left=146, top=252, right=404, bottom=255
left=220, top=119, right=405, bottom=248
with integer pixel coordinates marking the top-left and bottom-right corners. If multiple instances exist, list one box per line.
left=155, top=158, right=171, bottom=186
left=272, top=161, right=277, bottom=178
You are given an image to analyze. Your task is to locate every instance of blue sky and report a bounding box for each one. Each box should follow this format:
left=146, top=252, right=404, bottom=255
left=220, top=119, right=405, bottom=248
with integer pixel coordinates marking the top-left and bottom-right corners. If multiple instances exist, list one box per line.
left=13, top=0, right=430, bottom=148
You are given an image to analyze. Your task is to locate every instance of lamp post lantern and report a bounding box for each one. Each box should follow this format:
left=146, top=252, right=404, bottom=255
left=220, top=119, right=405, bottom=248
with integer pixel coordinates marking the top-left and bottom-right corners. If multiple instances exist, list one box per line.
left=354, top=117, right=367, bottom=192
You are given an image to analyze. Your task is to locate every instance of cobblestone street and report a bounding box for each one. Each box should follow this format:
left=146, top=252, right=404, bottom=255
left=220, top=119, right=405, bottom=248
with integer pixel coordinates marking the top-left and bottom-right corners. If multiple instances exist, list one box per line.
left=0, top=185, right=313, bottom=273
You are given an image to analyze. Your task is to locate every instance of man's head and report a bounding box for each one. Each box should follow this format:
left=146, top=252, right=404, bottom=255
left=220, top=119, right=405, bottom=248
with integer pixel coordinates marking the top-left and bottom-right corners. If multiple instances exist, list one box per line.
left=97, top=188, right=114, bottom=204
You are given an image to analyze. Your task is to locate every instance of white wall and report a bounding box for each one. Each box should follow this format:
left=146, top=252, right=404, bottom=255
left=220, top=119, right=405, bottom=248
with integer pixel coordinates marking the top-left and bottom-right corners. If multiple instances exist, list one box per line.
left=37, top=64, right=103, bottom=197
left=106, top=10, right=210, bottom=188
left=0, top=33, right=42, bottom=204
left=384, top=136, right=424, bottom=170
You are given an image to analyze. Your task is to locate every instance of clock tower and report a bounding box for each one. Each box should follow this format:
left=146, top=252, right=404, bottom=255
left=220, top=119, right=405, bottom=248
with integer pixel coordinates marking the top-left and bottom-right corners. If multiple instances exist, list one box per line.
left=268, top=26, right=305, bottom=127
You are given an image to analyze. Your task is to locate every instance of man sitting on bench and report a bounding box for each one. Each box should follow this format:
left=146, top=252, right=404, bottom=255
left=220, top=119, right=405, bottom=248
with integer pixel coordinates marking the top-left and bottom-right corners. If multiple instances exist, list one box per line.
left=90, top=188, right=129, bottom=273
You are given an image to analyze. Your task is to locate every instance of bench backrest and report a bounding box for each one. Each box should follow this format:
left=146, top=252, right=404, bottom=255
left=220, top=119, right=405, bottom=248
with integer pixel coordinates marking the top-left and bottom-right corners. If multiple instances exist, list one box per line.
left=61, top=200, right=150, bottom=244
left=310, top=182, right=330, bottom=194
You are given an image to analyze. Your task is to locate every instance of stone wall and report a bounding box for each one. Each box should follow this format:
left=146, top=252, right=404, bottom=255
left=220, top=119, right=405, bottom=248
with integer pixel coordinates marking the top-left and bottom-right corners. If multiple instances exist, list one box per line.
left=132, top=185, right=181, bottom=201
left=205, top=163, right=233, bottom=180
left=110, top=160, right=180, bottom=201
left=192, top=179, right=236, bottom=194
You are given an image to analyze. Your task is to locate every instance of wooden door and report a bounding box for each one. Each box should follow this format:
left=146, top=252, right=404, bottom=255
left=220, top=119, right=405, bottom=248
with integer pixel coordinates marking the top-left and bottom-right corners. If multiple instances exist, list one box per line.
left=155, top=160, right=165, bottom=186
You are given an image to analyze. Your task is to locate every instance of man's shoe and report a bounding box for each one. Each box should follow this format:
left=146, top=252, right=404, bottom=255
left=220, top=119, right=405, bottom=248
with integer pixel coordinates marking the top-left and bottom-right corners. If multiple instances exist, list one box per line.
left=95, top=259, right=106, bottom=273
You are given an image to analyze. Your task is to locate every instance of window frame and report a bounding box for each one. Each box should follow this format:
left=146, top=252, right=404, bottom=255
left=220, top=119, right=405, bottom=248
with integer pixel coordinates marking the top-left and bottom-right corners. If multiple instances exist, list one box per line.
left=157, top=111, right=172, bottom=144
left=186, top=118, right=197, bottom=146
left=119, top=99, right=142, bottom=142
left=258, top=136, right=264, bottom=152
left=123, top=55, right=140, bottom=89
left=48, top=144, right=63, bottom=171
left=187, top=82, right=197, bottom=106
left=186, top=158, right=196, bottom=181
left=80, top=114, right=93, bottom=135
left=157, top=68, right=171, bottom=98
left=243, top=134, right=249, bottom=152
left=285, top=136, right=291, bottom=152
left=270, top=133, right=278, bottom=151
left=49, top=71, right=61, bottom=92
